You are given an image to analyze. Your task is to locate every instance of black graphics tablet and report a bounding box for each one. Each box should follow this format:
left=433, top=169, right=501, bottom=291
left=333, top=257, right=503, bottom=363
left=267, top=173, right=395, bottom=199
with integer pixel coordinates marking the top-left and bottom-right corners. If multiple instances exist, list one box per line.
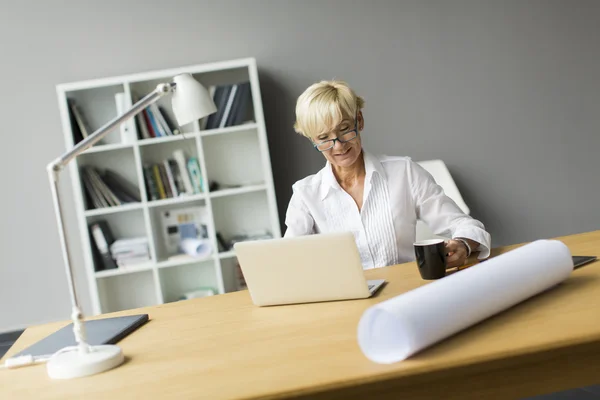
left=11, top=314, right=149, bottom=358
left=572, top=256, right=597, bottom=269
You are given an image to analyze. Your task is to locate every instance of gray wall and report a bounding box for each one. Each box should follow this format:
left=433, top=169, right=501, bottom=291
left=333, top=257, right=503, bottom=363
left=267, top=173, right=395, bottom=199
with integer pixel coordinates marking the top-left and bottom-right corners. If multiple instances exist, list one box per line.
left=1, top=0, right=598, bottom=332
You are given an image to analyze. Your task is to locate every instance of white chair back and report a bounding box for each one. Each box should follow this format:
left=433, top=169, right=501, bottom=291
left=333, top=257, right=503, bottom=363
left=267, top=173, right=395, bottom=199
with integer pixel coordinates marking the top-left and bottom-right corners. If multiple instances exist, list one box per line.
left=415, top=160, right=470, bottom=242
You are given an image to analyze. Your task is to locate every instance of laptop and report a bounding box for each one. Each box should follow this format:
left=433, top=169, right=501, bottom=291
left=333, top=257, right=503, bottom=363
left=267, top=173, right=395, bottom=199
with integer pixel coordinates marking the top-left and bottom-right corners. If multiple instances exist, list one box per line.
left=233, top=232, right=385, bottom=306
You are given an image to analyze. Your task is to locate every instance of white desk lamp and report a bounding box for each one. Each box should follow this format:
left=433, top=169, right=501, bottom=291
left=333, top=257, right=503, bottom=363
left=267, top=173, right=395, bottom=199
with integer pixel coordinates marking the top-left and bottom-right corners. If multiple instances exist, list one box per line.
left=46, top=74, right=216, bottom=379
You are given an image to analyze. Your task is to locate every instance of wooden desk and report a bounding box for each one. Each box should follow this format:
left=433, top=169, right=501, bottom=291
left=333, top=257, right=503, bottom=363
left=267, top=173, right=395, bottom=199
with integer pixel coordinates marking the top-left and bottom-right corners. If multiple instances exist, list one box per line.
left=2, top=231, right=600, bottom=399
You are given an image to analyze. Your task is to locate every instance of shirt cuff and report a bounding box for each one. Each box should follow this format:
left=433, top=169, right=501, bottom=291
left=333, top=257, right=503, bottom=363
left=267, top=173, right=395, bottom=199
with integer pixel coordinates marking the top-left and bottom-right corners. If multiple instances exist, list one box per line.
left=452, top=227, right=491, bottom=260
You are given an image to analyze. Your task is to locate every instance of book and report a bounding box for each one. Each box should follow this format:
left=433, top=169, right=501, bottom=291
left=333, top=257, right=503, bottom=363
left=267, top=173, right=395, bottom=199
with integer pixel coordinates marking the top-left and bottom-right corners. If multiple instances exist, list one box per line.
left=135, top=110, right=151, bottom=139
left=142, top=109, right=157, bottom=137
left=150, top=103, right=173, bottom=136
left=158, top=163, right=173, bottom=198
left=67, top=98, right=87, bottom=144
left=140, top=152, right=205, bottom=201
left=81, top=167, right=141, bottom=209
left=204, top=86, right=222, bottom=129
left=143, top=165, right=159, bottom=201
left=205, top=85, right=232, bottom=129
left=163, top=160, right=179, bottom=197
left=168, top=159, right=186, bottom=195
left=145, top=107, right=163, bottom=136
left=229, top=82, right=252, bottom=126
left=69, top=99, right=91, bottom=138
left=102, top=170, right=141, bottom=203
left=81, top=169, right=105, bottom=209
left=152, top=165, right=167, bottom=199
left=89, top=220, right=117, bottom=271
left=219, top=84, right=238, bottom=129
left=173, top=150, right=194, bottom=194
left=131, top=92, right=181, bottom=139
left=187, top=157, right=203, bottom=193
left=200, top=86, right=216, bottom=130
left=159, top=106, right=180, bottom=134
left=85, top=167, right=120, bottom=207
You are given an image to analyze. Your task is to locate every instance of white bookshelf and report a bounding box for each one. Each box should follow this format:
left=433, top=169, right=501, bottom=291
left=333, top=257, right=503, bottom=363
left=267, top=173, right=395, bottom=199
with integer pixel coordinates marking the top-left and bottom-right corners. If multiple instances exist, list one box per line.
left=56, top=58, right=281, bottom=315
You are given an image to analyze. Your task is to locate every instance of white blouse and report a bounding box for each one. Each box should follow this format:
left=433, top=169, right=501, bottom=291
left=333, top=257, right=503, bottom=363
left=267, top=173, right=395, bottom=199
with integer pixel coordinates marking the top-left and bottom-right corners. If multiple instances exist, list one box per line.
left=283, top=151, right=491, bottom=269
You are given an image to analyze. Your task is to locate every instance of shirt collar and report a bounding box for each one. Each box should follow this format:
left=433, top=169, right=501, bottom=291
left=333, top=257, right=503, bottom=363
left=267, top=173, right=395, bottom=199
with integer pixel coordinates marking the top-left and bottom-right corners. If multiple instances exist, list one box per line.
left=364, top=150, right=387, bottom=183
left=319, top=150, right=386, bottom=200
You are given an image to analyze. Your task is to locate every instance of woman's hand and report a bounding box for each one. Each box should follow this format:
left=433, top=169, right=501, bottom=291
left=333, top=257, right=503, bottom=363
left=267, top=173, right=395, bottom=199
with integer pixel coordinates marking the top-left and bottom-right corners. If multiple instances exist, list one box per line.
left=444, top=239, right=471, bottom=268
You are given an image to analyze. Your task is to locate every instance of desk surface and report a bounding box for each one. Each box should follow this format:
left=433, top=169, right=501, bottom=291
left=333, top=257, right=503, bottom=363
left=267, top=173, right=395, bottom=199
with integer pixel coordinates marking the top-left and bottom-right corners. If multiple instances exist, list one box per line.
left=2, top=231, right=600, bottom=399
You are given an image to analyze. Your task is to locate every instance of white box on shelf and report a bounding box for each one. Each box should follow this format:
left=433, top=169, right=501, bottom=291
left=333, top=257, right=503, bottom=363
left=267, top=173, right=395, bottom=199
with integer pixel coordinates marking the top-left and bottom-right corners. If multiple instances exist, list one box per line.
left=115, top=92, right=137, bottom=144
left=159, top=205, right=211, bottom=257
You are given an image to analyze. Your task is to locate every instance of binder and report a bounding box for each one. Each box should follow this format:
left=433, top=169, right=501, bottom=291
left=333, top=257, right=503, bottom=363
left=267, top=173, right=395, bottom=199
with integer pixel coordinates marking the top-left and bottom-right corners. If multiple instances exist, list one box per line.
left=89, top=220, right=117, bottom=271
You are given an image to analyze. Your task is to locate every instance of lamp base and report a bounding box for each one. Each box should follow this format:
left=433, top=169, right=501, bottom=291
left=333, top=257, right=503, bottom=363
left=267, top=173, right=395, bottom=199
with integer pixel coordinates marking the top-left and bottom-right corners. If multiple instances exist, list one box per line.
left=46, top=345, right=124, bottom=379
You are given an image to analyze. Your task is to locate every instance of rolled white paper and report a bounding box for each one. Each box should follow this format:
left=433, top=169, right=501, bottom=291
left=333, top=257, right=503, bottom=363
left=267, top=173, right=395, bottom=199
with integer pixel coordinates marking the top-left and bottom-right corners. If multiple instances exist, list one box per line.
left=357, top=239, right=573, bottom=364
left=181, top=238, right=212, bottom=258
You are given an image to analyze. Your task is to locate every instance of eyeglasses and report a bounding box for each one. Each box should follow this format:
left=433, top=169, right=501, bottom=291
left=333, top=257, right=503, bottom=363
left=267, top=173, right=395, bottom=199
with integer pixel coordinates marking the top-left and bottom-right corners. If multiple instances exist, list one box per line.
left=313, top=118, right=358, bottom=152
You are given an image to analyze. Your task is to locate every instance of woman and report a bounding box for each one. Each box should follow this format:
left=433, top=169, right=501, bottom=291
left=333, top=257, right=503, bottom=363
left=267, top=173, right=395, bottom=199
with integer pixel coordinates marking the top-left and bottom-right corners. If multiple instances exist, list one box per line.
left=284, top=80, right=491, bottom=269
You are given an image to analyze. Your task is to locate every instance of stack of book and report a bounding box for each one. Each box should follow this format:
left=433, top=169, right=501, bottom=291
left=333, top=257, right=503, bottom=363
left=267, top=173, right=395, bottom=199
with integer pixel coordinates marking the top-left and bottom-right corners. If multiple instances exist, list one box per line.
left=109, top=237, right=150, bottom=268
left=134, top=101, right=180, bottom=139
left=203, top=81, right=252, bottom=130
left=81, top=167, right=141, bottom=209
left=143, top=149, right=204, bottom=201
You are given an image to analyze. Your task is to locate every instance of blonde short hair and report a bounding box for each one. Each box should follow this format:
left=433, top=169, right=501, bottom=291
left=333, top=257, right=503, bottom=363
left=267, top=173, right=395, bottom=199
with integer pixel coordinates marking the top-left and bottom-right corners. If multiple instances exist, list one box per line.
left=293, top=80, right=365, bottom=138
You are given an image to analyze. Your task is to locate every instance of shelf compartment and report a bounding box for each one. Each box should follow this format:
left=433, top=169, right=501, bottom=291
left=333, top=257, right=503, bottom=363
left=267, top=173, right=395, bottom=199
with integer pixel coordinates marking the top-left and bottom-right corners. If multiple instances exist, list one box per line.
left=87, top=209, right=148, bottom=239
left=148, top=198, right=213, bottom=262
left=158, top=261, right=219, bottom=303
left=77, top=147, right=142, bottom=212
left=138, top=139, right=205, bottom=202
left=87, top=211, right=150, bottom=274
left=129, top=78, right=195, bottom=135
left=220, top=257, right=245, bottom=293
left=66, top=84, right=128, bottom=146
left=97, top=270, right=158, bottom=313
left=192, top=67, right=255, bottom=132
left=211, top=190, right=273, bottom=250
left=202, top=128, right=264, bottom=191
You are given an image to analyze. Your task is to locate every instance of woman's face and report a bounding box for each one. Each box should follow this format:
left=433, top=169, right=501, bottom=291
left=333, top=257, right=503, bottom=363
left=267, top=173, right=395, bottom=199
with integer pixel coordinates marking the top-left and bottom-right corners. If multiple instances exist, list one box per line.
left=311, top=112, right=364, bottom=168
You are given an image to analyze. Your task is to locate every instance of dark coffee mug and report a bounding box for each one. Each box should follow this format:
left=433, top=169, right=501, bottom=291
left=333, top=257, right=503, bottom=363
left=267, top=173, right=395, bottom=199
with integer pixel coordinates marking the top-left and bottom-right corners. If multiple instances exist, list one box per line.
left=414, top=239, right=447, bottom=280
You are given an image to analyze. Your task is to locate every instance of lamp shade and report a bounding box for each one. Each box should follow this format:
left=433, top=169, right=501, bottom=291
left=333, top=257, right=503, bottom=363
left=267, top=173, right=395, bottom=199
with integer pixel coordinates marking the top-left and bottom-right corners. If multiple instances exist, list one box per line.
left=171, top=73, right=217, bottom=126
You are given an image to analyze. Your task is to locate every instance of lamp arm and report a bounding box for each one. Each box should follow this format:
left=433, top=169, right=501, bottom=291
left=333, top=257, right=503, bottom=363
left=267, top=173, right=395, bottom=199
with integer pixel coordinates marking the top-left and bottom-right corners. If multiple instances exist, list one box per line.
left=46, top=82, right=173, bottom=352
left=49, top=82, right=174, bottom=172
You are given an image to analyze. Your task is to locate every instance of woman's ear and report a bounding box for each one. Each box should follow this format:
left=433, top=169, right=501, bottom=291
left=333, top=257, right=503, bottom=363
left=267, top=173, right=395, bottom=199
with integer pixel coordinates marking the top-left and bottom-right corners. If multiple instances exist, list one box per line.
left=358, top=110, right=364, bottom=131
